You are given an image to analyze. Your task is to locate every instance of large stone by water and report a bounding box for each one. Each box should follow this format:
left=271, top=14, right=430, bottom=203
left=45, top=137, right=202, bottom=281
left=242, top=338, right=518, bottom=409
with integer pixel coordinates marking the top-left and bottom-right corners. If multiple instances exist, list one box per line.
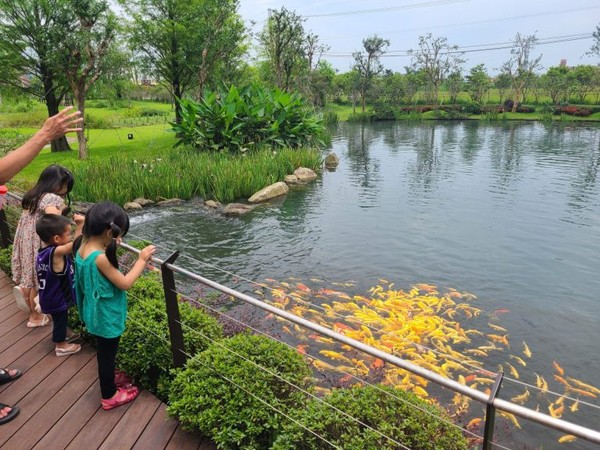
left=293, top=167, right=317, bottom=182
left=223, top=203, right=254, bottom=216
left=324, top=152, right=339, bottom=169
left=248, top=181, right=289, bottom=203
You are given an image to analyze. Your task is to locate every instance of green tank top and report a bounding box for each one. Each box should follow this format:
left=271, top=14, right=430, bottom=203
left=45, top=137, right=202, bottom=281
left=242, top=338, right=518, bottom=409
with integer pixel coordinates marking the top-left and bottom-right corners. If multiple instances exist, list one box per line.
left=75, top=250, right=128, bottom=338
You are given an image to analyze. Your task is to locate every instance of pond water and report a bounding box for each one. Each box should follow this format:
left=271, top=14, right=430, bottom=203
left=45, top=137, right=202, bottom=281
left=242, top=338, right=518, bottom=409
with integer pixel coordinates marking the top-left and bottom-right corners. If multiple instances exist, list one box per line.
left=129, top=121, right=600, bottom=449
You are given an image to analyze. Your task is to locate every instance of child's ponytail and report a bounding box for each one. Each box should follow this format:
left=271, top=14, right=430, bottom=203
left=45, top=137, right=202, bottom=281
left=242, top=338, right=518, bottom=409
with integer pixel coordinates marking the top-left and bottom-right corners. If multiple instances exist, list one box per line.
left=105, top=221, right=123, bottom=269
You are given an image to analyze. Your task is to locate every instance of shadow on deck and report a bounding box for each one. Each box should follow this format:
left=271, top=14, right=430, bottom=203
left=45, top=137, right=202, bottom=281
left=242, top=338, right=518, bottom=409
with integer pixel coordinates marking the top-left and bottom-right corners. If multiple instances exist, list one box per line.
left=0, top=271, right=216, bottom=450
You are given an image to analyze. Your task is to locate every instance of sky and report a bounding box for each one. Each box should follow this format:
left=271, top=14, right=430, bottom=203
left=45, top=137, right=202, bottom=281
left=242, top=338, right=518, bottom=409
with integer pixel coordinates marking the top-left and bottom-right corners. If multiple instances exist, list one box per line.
left=238, top=0, right=600, bottom=74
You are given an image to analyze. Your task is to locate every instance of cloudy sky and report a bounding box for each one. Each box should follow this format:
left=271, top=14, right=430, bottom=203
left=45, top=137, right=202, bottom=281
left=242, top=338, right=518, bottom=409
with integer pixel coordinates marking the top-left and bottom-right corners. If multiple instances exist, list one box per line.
left=238, top=0, right=600, bottom=74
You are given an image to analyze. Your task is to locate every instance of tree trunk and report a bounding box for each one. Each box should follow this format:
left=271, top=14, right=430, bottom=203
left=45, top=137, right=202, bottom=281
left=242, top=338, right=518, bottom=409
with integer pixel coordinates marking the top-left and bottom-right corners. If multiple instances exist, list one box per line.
left=44, top=83, right=70, bottom=152
left=75, top=89, right=87, bottom=159
left=361, top=88, right=366, bottom=113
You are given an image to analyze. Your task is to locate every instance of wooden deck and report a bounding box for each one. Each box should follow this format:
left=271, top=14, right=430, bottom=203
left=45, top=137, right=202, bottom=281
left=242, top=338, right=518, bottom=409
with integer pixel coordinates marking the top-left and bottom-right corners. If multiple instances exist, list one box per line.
left=0, top=271, right=216, bottom=450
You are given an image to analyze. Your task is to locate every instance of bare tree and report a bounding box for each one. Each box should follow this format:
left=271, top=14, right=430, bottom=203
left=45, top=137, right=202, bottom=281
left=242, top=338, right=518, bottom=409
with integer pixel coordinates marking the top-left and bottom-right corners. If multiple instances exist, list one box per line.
left=408, top=34, right=464, bottom=108
left=501, top=33, right=542, bottom=112
left=352, top=35, right=389, bottom=112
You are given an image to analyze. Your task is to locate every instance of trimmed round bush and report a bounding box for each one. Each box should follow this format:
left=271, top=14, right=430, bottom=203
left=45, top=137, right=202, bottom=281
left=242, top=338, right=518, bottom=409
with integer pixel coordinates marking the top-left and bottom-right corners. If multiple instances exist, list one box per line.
left=271, top=384, right=470, bottom=450
left=167, top=332, right=313, bottom=450
left=118, top=297, right=223, bottom=400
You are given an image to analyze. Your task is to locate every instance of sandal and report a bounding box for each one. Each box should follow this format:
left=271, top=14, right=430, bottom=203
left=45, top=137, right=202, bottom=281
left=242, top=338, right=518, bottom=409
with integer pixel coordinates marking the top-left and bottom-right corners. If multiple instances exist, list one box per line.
left=55, top=343, right=81, bottom=357
left=0, top=368, right=22, bottom=385
left=13, top=286, right=29, bottom=312
left=0, top=403, right=19, bottom=425
left=114, top=370, right=134, bottom=389
left=26, top=314, right=50, bottom=328
left=101, top=386, right=139, bottom=411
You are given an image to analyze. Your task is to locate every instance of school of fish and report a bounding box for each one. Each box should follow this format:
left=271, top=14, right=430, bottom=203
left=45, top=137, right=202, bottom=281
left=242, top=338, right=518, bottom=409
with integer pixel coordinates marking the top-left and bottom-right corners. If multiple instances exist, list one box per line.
left=258, top=278, right=600, bottom=445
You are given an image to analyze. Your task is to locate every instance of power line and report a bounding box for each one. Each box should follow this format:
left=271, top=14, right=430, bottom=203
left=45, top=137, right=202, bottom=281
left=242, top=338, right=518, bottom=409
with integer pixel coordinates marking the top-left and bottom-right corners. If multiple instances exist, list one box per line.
left=303, top=0, right=470, bottom=18
left=322, top=33, right=593, bottom=58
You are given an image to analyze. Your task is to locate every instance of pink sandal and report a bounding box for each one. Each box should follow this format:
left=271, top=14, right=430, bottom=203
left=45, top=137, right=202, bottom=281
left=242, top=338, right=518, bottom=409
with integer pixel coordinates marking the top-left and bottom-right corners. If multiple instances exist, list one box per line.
left=101, top=386, right=139, bottom=410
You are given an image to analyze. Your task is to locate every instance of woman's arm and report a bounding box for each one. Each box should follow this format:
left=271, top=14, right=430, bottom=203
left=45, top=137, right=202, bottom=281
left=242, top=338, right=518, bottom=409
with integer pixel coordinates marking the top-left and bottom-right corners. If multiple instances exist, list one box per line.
left=0, top=107, right=82, bottom=184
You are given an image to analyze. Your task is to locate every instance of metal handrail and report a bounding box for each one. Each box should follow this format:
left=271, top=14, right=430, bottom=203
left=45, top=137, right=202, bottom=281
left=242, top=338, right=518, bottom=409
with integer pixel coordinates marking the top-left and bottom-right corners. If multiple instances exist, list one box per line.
left=121, top=242, right=600, bottom=446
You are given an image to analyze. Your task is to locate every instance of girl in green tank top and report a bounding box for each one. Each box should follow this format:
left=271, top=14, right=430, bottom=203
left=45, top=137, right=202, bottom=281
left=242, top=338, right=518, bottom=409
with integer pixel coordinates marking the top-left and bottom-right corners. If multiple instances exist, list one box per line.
left=74, top=201, right=156, bottom=410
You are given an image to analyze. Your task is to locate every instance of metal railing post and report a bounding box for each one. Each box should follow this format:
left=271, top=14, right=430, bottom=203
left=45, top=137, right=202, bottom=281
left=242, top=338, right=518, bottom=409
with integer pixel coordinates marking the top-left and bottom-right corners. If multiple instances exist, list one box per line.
left=160, top=250, right=186, bottom=368
left=483, top=372, right=504, bottom=450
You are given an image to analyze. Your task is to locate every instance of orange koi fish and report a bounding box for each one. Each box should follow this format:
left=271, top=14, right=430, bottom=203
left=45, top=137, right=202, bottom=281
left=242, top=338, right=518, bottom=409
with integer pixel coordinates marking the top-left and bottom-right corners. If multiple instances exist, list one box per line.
left=296, top=283, right=312, bottom=293
left=553, top=360, right=565, bottom=376
left=467, top=418, right=482, bottom=429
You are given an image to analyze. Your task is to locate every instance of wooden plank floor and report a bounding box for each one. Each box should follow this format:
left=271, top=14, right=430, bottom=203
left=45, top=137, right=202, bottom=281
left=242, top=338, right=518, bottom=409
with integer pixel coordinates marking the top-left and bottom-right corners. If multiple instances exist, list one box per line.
left=0, top=271, right=216, bottom=450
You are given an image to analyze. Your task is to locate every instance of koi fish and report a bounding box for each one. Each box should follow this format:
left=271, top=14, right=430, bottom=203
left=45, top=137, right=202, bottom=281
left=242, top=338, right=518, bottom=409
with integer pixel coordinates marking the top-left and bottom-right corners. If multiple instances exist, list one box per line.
left=567, top=377, right=600, bottom=395
left=320, top=350, right=352, bottom=363
left=510, top=355, right=527, bottom=367
left=296, top=283, right=312, bottom=293
left=499, top=411, right=521, bottom=429
left=570, top=400, right=579, bottom=413
left=467, top=417, right=482, bottom=429
left=488, top=323, right=507, bottom=332
left=522, top=341, right=532, bottom=358
left=506, top=362, right=519, bottom=379
left=511, top=388, right=530, bottom=404
left=558, top=435, right=577, bottom=444
left=492, top=308, right=510, bottom=315
left=296, top=344, right=308, bottom=354
left=553, top=360, right=565, bottom=376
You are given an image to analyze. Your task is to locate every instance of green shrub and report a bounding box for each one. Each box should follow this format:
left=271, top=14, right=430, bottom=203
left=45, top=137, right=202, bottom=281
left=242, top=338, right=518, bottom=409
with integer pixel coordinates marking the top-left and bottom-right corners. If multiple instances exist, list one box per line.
left=168, top=332, right=313, bottom=450
left=0, top=130, right=29, bottom=157
left=126, top=272, right=165, bottom=309
left=0, top=245, right=13, bottom=279
left=118, top=297, right=223, bottom=401
left=462, top=101, right=482, bottom=115
left=172, top=83, right=326, bottom=153
left=272, top=384, right=470, bottom=450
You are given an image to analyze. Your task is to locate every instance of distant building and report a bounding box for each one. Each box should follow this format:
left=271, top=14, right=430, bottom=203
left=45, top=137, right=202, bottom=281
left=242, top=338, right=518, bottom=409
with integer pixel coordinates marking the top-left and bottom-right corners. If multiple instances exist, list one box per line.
left=559, top=59, right=567, bottom=67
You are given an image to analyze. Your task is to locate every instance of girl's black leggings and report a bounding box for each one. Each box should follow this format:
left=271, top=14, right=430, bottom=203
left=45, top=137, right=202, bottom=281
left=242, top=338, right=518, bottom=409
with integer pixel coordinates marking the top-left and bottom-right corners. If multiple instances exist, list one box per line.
left=95, top=335, right=120, bottom=399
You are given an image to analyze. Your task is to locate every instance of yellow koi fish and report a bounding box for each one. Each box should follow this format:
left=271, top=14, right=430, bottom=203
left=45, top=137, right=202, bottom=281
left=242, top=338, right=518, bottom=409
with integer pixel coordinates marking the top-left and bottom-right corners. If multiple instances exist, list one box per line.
left=567, top=377, right=600, bottom=395
left=558, top=435, right=577, bottom=444
left=511, top=388, right=530, bottom=404
left=499, top=411, right=522, bottom=429
left=522, top=341, right=532, bottom=358
left=509, top=355, right=527, bottom=367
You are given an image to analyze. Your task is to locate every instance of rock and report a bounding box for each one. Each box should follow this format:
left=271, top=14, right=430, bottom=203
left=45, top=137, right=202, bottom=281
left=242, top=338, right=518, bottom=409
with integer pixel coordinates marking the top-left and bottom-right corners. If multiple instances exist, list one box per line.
left=284, top=175, right=299, bottom=184
left=123, top=202, right=143, bottom=211
left=248, top=181, right=289, bottom=203
left=204, top=200, right=221, bottom=208
left=293, top=167, right=317, bottom=182
left=156, top=198, right=184, bottom=207
left=324, top=153, right=339, bottom=169
left=132, top=197, right=155, bottom=207
left=223, top=203, right=254, bottom=216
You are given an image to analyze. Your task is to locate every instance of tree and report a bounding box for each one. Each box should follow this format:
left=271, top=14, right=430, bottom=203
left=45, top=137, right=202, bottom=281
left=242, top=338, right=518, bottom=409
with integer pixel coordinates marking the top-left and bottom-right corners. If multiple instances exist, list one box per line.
left=588, top=24, right=600, bottom=59
left=259, top=7, right=305, bottom=91
left=571, top=65, right=597, bottom=104
left=60, top=0, right=117, bottom=159
left=465, top=64, right=491, bottom=103
left=540, top=66, right=572, bottom=105
left=408, top=33, right=464, bottom=107
left=445, top=71, right=463, bottom=104
left=494, top=72, right=512, bottom=104
left=501, top=33, right=542, bottom=112
left=120, top=0, right=246, bottom=125
left=0, top=0, right=72, bottom=151
left=352, top=35, right=390, bottom=112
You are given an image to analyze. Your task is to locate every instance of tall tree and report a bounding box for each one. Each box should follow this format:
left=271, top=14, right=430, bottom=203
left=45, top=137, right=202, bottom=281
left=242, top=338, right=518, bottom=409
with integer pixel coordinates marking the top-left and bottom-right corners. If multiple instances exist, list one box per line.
left=0, top=0, right=72, bottom=151
left=501, top=33, right=542, bottom=112
left=259, top=7, right=305, bottom=91
left=60, top=0, right=116, bottom=159
left=571, top=65, right=597, bottom=103
left=120, top=0, right=245, bottom=125
left=588, top=24, right=600, bottom=59
left=352, top=35, right=389, bottom=112
left=465, top=64, right=491, bottom=103
left=540, top=66, right=572, bottom=105
left=445, top=71, right=463, bottom=104
left=408, top=33, right=464, bottom=108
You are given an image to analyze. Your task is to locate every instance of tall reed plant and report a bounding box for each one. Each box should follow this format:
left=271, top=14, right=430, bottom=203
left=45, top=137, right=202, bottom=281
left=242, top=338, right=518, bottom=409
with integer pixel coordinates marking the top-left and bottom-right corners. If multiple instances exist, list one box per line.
left=70, top=147, right=322, bottom=204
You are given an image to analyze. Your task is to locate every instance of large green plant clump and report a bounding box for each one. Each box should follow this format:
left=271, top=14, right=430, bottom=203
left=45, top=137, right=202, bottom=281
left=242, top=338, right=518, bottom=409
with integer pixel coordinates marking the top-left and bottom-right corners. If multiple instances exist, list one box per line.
left=167, top=332, right=313, bottom=450
left=173, top=83, right=326, bottom=153
left=272, top=384, right=470, bottom=450
left=118, top=296, right=223, bottom=401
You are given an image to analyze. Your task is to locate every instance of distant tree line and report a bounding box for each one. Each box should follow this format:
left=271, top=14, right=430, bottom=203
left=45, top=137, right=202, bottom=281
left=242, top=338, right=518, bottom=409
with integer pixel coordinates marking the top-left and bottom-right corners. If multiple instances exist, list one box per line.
left=1, top=2, right=600, bottom=156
